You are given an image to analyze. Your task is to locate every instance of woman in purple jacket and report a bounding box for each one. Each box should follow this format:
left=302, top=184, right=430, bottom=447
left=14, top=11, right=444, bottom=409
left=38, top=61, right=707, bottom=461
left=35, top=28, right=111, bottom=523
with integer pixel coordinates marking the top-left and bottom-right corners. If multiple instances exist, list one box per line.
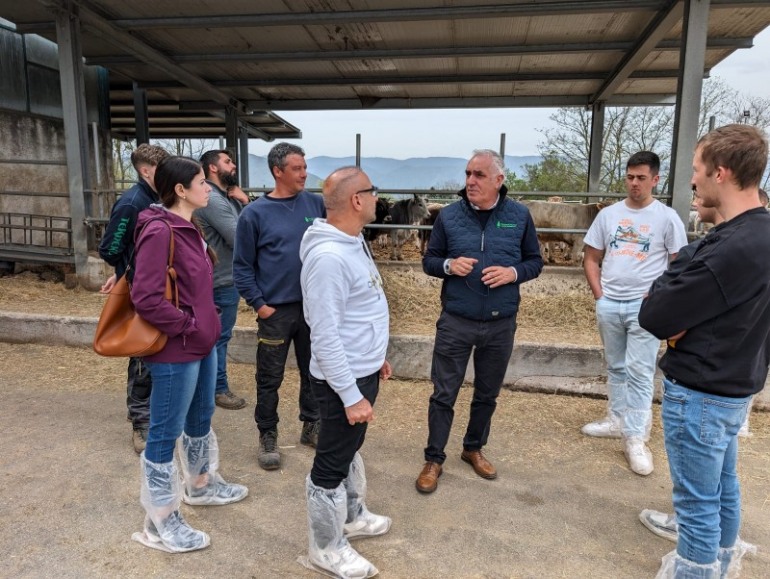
left=130, top=156, right=248, bottom=553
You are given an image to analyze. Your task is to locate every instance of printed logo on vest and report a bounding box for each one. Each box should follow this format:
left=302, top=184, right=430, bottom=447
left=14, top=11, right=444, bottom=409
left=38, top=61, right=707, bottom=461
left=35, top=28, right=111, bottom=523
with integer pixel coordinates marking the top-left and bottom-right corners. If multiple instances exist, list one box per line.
left=304, top=217, right=315, bottom=223
left=496, top=220, right=517, bottom=229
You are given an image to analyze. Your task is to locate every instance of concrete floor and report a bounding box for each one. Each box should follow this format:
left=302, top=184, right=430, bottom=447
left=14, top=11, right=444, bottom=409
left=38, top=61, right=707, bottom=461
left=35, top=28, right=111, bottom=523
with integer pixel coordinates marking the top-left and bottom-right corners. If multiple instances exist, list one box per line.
left=2, top=342, right=769, bottom=578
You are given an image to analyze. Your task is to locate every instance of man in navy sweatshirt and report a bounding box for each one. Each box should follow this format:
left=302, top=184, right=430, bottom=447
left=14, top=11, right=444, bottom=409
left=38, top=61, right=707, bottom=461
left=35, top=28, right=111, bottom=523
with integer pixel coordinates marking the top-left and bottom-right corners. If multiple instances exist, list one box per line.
left=233, top=142, right=325, bottom=470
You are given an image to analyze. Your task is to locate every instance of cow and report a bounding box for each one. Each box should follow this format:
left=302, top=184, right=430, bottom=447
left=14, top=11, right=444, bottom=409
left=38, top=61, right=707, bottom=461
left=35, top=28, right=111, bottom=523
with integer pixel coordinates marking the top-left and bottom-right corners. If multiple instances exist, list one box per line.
left=388, top=193, right=430, bottom=260
left=520, top=199, right=608, bottom=265
left=365, top=197, right=392, bottom=251
left=419, top=203, right=444, bottom=255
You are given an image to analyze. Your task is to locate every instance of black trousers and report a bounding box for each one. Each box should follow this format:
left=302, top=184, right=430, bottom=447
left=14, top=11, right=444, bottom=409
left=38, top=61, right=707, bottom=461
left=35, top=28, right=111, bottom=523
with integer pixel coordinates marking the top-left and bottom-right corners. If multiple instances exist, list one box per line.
left=310, top=372, right=379, bottom=489
left=127, top=356, right=152, bottom=429
left=255, top=302, right=319, bottom=433
left=424, top=310, right=516, bottom=464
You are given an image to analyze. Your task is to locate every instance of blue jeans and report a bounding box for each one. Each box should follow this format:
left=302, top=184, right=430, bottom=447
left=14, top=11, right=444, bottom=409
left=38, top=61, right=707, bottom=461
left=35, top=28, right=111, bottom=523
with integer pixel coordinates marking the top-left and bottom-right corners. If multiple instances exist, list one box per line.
left=144, top=349, right=217, bottom=463
left=595, top=296, right=660, bottom=439
left=213, top=285, right=240, bottom=395
left=662, top=379, right=749, bottom=565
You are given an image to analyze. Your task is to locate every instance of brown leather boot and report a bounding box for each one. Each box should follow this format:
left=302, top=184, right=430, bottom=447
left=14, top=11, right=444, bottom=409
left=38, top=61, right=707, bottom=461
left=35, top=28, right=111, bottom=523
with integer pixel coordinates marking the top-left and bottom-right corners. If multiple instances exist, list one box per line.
left=461, top=449, right=497, bottom=480
left=415, top=461, right=442, bottom=494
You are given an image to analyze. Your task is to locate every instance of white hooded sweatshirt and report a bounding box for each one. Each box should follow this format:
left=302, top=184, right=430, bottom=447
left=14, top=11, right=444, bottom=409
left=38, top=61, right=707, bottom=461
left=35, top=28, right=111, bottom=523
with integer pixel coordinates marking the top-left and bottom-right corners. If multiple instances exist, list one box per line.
left=300, top=219, right=390, bottom=407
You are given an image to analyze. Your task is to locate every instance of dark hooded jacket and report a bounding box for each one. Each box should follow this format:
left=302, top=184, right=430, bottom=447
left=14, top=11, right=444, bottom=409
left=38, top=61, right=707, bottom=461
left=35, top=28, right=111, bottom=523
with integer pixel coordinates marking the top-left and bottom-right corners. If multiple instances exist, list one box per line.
left=130, top=205, right=221, bottom=363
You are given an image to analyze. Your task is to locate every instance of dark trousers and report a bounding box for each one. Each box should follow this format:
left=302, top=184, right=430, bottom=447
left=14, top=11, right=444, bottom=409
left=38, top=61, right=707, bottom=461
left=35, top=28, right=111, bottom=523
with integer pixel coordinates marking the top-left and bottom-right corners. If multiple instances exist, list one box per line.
left=424, top=310, right=516, bottom=464
left=255, top=302, right=319, bottom=433
left=127, top=356, right=152, bottom=429
left=310, top=372, right=379, bottom=489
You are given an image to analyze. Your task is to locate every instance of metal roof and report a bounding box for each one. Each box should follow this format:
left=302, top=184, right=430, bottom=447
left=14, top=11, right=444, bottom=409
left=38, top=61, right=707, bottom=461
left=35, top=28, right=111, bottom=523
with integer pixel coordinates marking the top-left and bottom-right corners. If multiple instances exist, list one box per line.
left=4, top=1, right=770, bottom=138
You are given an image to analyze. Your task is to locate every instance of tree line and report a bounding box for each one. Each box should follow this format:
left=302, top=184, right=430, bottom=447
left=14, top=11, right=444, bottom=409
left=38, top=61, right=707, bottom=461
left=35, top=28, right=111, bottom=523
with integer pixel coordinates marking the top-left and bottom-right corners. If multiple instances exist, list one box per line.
left=505, top=77, right=770, bottom=195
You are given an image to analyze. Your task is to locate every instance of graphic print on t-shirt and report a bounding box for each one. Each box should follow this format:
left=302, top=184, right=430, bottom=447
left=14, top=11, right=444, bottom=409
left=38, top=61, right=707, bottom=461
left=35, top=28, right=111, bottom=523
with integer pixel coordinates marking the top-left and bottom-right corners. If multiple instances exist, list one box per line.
left=607, top=218, right=652, bottom=260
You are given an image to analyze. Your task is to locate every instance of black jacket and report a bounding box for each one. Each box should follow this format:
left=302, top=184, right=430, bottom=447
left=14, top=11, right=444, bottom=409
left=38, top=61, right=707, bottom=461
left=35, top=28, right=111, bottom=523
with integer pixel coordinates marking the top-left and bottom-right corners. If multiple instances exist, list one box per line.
left=639, top=207, right=770, bottom=397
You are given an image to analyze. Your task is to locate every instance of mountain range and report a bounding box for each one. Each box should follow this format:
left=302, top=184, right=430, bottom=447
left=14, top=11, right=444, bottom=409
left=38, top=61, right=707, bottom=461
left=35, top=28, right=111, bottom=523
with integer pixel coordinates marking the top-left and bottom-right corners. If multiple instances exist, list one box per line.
left=247, top=154, right=542, bottom=191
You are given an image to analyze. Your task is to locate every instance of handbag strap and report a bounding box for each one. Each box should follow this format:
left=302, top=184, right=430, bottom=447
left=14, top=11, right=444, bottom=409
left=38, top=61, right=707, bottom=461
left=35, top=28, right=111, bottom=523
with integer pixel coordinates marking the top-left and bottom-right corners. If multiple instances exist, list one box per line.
left=131, top=217, right=178, bottom=309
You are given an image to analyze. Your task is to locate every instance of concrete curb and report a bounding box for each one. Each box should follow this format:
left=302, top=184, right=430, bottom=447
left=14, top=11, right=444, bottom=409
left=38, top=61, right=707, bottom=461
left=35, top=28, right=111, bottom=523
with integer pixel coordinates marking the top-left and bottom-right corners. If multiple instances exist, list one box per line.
left=1, top=310, right=766, bottom=409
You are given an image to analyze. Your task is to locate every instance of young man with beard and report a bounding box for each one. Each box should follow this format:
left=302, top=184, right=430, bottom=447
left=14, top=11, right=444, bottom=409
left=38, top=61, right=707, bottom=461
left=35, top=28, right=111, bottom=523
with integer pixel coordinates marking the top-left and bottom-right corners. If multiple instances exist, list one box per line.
left=581, top=151, right=687, bottom=476
left=233, top=143, right=325, bottom=470
left=194, top=149, right=248, bottom=410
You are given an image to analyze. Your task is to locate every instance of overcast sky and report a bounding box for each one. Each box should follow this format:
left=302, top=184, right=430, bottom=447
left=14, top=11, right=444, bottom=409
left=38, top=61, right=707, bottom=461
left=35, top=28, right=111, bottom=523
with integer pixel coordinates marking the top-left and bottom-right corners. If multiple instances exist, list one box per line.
left=250, top=26, right=770, bottom=160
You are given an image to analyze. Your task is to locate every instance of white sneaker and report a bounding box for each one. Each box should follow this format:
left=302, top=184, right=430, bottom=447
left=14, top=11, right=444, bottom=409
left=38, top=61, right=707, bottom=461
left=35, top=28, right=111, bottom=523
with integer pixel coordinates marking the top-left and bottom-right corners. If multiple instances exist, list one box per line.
left=344, top=510, right=392, bottom=539
left=639, top=509, right=678, bottom=542
left=581, top=415, right=622, bottom=438
left=309, top=543, right=378, bottom=579
left=624, top=437, right=653, bottom=476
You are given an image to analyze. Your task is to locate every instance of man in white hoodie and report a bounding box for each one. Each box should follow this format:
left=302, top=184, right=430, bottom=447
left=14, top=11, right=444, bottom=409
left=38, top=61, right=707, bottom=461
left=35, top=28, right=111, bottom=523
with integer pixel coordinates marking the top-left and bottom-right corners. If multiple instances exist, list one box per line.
left=299, top=166, right=393, bottom=579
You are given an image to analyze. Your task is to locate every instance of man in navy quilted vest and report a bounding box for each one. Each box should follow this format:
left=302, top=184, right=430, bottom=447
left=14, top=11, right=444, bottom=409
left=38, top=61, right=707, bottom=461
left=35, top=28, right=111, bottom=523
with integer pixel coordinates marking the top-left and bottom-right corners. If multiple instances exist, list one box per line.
left=416, top=149, right=543, bottom=494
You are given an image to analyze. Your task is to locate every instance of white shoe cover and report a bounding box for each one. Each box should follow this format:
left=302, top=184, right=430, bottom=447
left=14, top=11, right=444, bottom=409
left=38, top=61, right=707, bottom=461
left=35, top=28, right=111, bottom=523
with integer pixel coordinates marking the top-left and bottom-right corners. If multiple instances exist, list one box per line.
left=719, top=538, right=757, bottom=579
left=581, top=414, right=622, bottom=438
left=655, top=550, right=720, bottom=579
left=344, top=453, right=391, bottom=540
left=178, top=429, right=248, bottom=506
left=304, top=475, right=379, bottom=579
left=137, top=454, right=209, bottom=552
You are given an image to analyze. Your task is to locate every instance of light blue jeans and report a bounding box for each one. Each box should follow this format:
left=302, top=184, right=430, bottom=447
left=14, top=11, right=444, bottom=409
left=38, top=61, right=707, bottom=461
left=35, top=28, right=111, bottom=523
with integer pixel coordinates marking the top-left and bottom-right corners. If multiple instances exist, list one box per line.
left=662, top=379, right=749, bottom=566
left=595, top=296, right=660, bottom=439
left=213, top=285, right=240, bottom=395
left=144, top=349, right=217, bottom=463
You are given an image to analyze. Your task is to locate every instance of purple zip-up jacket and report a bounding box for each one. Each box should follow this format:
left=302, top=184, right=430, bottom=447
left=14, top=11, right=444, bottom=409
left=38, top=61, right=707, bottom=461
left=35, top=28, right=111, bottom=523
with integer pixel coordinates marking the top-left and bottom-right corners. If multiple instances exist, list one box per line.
left=131, top=205, right=221, bottom=363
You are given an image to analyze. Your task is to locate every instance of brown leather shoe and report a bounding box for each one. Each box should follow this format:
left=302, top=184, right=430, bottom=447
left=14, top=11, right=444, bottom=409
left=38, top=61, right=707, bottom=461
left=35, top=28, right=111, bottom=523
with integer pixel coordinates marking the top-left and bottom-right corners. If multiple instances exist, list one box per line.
left=461, top=449, right=497, bottom=480
left=415, top=461, right=442, bottom=494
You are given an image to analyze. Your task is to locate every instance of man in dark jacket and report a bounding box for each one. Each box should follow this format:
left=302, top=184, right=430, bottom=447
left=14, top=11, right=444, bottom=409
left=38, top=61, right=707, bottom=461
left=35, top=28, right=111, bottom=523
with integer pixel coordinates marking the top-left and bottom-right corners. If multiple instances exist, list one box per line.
left=98, top=143, right=168, bottom=454
left=195, top=149, right=247, bottom=411
left=416, top=149, right=543, bottom=494
left=639, top=124, right=770, bottom=578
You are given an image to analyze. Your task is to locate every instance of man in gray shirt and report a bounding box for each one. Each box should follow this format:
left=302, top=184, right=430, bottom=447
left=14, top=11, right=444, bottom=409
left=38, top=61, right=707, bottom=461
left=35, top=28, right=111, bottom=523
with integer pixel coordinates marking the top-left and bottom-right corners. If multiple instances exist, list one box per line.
left=195, top=149, right=248, bottom=410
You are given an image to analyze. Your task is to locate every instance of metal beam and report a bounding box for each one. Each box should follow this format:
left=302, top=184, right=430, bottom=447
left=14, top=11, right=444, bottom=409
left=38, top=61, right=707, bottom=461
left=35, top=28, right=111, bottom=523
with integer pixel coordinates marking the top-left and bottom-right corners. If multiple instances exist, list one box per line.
left=239, top=129, right=249, bottom=188
left=105, top=2, right=666, bottom=29
left=225, top=107, right=238, bottom=153
left=54, top=5, right=90, bottom=279
left=669, top=0, right=711, bottom=225
left=137, top=68, right=696, bottom=90
left=17, top=0, right=770, bottom=34
left=37, top=0, right=249, bottom=115
left=84, top=36, right=754, bottom=67
left=592, top=0, right=684, bottom=102
left=587, top=101, right=606, bottom=193
left=246, top=94, right=678, bottom=111
left=132, top=82, right=150, bottom=144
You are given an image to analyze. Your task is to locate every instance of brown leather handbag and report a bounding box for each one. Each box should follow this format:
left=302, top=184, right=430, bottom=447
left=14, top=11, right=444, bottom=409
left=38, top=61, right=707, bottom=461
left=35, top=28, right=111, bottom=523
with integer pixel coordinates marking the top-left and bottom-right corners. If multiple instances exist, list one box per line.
left=93, top=219, right=178, bottom=357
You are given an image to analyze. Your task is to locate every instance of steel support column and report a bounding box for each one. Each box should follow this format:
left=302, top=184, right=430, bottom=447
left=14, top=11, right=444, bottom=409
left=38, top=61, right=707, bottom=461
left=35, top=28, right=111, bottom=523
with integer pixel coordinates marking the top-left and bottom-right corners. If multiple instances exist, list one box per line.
left=239, top=128, right=250, bottom=188
left=55, top=5, right=91, bottom=279
left=132, top=82, right=150, bottom=144
left=669, top=0, right=710, bottom=224
left=225, top=107, right=238, bottom=158
left=587, top=101, right=605, bottom=195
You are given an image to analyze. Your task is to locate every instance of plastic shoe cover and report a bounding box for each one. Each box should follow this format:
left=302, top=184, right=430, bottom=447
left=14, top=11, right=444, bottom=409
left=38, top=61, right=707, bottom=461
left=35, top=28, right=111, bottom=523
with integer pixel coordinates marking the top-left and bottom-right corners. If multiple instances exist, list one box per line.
left=581, top=414, right=622, bottom=438
left=738, top=396, right=754, bottom=438
left=300, top=475, right=378, bottom=579
left=639, top=509, right=678, bottom=543
left=135, top=453, right=209, bottom=552
left=719, top=538, right=757, bottom=579
left=343, top=452, right=391, bottom=540
left=624, top=437, right=654, bottom=476
left=132, top=512, right=210, bottom=553
left=655, top=551, right=720, bottom=579
left=178, top=430, right=248, bottom=506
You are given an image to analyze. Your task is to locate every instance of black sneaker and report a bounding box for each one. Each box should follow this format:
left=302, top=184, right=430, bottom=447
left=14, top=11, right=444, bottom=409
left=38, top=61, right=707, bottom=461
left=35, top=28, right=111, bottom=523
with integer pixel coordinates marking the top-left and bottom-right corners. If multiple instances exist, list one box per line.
left=258, top=429, right=280, bottom=470
left=300, top=420, right=320, bottom=448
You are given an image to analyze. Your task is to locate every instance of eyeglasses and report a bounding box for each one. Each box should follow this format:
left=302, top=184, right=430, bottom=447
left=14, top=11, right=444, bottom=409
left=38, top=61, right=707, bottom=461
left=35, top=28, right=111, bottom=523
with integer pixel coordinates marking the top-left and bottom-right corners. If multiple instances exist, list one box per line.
left=355, top=186, right=379, bottom=197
